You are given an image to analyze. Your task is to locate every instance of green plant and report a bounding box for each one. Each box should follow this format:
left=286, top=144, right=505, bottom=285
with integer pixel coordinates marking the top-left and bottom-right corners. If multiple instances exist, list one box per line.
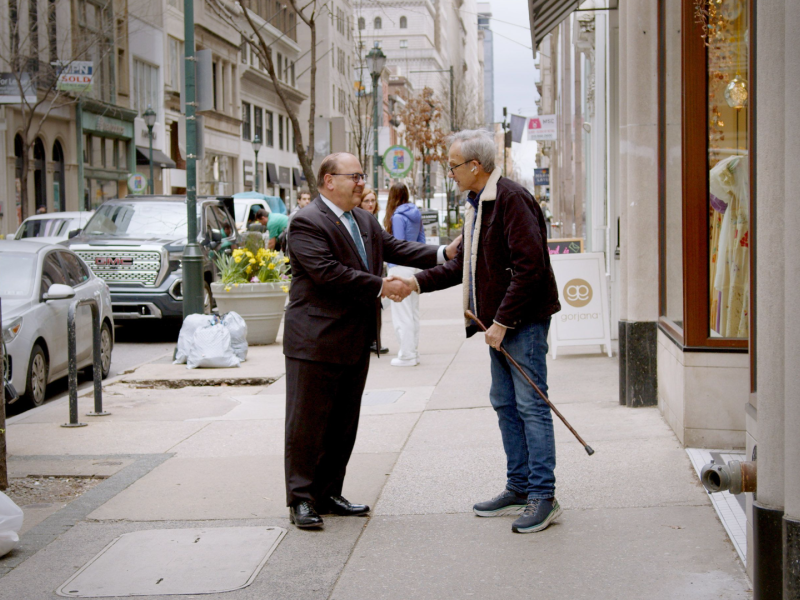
left=213, top=235, right=291, bottom=292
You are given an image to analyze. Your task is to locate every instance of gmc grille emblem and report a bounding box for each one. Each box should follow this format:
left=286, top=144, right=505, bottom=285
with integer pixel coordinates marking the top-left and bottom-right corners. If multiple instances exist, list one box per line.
left=95, top=257, right=134, bottom=266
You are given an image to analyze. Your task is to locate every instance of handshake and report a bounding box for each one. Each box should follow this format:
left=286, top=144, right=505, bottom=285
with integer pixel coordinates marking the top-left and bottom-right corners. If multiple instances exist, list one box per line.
left=381, top=275, right=417, bottom=302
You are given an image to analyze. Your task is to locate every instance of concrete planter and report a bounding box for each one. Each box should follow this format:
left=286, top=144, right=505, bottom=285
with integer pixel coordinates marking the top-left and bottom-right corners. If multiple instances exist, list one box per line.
left=210, top=281, right=288, bottom=345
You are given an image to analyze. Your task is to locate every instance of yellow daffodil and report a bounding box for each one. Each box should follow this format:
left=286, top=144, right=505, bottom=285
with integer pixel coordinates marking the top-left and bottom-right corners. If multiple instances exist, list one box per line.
left=234, top=256, right=242, bottom=263
left=281, top=285, right=289, bottom=293
left=283, top=257, right=290, bottom=263
left=249, top=258, right=256, bottom=264
left=268, top=263, right=275, bottom=270
left=225, top=286, right=231, bottom=292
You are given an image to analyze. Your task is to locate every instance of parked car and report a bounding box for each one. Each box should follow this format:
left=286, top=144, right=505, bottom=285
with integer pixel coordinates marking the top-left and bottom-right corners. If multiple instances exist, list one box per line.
left=232, top=195, right=271, bottom=233
left=14, top=211, right=94, bottom=244
left=65, top=195, right=237, bottom=321
left=0, top=240, right=114, bottom=406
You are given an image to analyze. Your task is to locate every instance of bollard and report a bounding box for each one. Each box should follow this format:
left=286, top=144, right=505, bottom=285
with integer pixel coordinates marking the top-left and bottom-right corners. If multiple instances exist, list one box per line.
left=62, top=298, right=110, bottom=428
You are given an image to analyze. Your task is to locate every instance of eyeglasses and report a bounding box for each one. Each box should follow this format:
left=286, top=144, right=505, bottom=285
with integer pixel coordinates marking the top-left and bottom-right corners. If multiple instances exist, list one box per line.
left=331, top=173, right=367, bottom=183
left=448, top=160, right=473, bottom=176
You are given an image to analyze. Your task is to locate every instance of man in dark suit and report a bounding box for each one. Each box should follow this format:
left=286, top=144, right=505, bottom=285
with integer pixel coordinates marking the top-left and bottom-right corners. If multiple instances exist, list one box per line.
left=283, top=152, right=453, bottom=529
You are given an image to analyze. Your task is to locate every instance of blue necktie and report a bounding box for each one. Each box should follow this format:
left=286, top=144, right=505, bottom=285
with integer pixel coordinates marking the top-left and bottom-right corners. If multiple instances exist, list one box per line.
left=343, top=211, right=368, bottom=268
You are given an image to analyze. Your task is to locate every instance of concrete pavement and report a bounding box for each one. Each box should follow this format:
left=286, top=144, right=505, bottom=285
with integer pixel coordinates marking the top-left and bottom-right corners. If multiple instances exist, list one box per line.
left=0, top=285, right=751, bottom=599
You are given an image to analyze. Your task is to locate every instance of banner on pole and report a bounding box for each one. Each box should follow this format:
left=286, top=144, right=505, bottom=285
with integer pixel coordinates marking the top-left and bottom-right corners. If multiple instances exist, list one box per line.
left=509, top=114, right=526, bottom=143
left=528, top=115, right=557, bottom=141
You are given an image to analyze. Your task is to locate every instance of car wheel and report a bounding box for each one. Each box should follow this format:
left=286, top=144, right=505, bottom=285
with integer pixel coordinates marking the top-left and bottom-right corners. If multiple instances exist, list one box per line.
left=100, top=322, right=113, bottom=379
left=23, top=344, right=48, bottom=407
left=203, top=281, right=213, bottom=314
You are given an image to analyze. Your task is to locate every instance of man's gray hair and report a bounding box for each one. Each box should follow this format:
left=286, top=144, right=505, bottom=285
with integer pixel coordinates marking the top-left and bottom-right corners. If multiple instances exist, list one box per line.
left=448, top=129, right=496, bottom=173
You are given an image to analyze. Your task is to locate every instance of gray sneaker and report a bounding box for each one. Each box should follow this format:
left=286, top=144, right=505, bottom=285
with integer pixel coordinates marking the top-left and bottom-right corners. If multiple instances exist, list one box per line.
left=511, top=498, right=562, bottom=533
left=473, top=489, right=528, bottom=517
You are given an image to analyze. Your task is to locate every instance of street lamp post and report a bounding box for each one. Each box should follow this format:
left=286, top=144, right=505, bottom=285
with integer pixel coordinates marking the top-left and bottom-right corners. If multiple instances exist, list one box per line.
left=143, top=105, right=156, bottom=194
left=252, top=135, right=262, bottom=192
left=366, top=44, right=387, bottom=191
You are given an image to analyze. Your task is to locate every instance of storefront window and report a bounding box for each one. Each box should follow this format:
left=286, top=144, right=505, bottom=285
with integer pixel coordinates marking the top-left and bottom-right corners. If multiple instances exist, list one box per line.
left=706, top=0, right=749, bottom=339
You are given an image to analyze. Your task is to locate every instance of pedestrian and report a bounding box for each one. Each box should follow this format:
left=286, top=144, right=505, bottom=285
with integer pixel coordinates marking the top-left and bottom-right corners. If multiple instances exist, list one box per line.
left=394, top=129, right=562, bottom=534
left=359, top=186, right=380, bottom=219
left=292, top=191, right=312, bottom=217
left=282, top=152, right=456, bottom=529
left=384, top=182, right=425, bottom=367
left=253, top=208, right=289, bottom=251
left=359, top=186, right=389, bottom=355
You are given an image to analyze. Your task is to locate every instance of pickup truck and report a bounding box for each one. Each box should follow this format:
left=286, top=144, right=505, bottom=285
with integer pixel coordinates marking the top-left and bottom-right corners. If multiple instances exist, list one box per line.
left=65, top=195, right=237, bottom=321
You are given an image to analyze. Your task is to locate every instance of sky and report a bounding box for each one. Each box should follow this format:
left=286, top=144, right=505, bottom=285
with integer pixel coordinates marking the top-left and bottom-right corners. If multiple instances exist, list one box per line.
left=484, top=0, right=541, bottom=180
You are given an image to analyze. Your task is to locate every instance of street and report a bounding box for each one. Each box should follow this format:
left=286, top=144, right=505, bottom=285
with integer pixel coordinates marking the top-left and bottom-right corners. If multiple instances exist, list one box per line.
left=5, top=321, right=179, bottom=419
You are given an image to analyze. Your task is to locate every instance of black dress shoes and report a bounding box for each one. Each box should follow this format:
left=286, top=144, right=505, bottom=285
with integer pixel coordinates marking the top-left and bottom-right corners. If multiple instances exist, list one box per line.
left=370, top=342, right=389, bottom=355
left=289, top=501, right=324, bottom=529
left=319, top=495, right=370, bottom=516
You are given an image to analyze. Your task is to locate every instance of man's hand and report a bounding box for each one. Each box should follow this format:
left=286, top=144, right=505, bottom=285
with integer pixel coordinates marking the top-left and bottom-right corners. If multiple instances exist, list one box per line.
left=382, top=277, right=413, bottom=302
left=485, top=322, right=507, bottom=350
left=445, top=234, right=463, bottom=260
left=267, top=237, right=277, bottom=250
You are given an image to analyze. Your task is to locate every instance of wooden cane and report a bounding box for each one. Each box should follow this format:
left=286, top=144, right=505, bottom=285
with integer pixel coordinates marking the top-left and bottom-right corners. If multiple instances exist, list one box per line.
left=466, top=311, right=595, bottom=456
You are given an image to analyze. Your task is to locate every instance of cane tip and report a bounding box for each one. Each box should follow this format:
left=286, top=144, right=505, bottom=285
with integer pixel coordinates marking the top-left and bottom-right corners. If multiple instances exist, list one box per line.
left=585, top=446, right=595, bottom=456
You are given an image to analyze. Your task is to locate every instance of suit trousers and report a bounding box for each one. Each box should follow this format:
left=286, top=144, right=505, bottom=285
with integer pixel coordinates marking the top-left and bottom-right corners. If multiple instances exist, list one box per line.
left=284, top=349, right=371, bottom=507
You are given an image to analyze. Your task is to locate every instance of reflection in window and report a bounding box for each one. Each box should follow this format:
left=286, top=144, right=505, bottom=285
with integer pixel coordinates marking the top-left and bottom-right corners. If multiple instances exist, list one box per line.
left=706, top=0, right=749, bottom=339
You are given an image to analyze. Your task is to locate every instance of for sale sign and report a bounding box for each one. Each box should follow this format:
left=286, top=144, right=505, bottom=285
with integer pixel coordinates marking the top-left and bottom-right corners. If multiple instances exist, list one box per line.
left=56, top=62, right=93, bottom=93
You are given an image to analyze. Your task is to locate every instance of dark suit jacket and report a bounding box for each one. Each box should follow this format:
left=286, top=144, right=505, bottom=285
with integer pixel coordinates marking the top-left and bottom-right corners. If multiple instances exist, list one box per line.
left=283, top=196, right=439, bottom=365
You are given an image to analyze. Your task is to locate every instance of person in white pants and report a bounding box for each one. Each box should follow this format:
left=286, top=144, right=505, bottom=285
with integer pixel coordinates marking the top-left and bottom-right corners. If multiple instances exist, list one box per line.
left=383, top=183, right=425, bottom=367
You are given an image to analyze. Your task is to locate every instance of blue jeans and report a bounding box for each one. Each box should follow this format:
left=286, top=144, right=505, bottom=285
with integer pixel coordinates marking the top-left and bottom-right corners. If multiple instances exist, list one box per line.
left=489, top=319, right=555, bottom=500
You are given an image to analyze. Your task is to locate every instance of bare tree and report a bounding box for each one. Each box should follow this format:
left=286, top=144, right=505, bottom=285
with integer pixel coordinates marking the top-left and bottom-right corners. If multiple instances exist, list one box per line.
left=1, top=0, right=119, bottom=221
left=397, top=87, right=448, bottom=207
left=446, top=71, right=484, bottom=132
left=207, top=0, right=326, bottom=189
left=345, top=29, right=372, bottom=171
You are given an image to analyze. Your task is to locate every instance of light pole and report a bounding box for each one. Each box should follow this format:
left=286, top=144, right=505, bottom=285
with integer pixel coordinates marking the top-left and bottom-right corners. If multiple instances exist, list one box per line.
left=182, top=0, right=203, bottom=317
left=143, top=105, right=156, bottom=194
left=366, top=44, right=386, bottom=190
left=252, top=135, right=262, bottom=192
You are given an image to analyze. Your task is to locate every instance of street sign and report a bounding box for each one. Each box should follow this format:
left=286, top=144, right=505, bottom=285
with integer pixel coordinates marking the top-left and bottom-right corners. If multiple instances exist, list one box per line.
left=534, top=168, right=550, bottom=186
left=382, top=145, right=413, bottom=178
left=127, top=173, right=147, bottom=194
left=0, top=73, right=37, bottom=104
left=528, top=115, right=557, bottom=141
left=56, top=62, right=93, bottom=93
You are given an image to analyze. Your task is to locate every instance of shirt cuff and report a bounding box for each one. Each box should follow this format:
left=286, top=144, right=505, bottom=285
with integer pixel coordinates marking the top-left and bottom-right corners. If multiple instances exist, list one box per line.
left=493, top=320, right=514, bottom=329
left=436, top=245, right=447, bottom=264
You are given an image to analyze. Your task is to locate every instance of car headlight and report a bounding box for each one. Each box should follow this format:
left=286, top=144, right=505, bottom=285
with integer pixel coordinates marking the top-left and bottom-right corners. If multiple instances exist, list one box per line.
left=2, top=317, right=22, bottom=344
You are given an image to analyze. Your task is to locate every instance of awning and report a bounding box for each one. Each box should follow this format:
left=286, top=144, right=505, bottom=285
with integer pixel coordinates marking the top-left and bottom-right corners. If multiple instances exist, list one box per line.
left=136, top=146, right=177, bottom=169
left=266, top=163, right=279, bottom=184
left=528, top=0, right=617, bottom=50
left=293, top=167, right=304, bottom=187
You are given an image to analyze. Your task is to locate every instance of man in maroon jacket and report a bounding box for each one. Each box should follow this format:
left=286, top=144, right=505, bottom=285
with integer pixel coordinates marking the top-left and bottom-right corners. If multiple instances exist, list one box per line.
left=401, top=129, right=562, bottom=534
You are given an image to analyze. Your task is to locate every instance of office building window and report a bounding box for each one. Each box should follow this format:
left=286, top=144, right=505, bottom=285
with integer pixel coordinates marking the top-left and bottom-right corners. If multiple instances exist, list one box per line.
left=133, top=59, right=159, bottom=116
left=278, top=115, right=284, bottom=150
left=266, top=110, right=274, bottom=146
left=358, top=17, right=365, bottom=30
left=169, top=37, right=184, bottom=89
left=400, top=16, right=407, bottom=28
left=242, top=102, right=252, bottom=140
left=374, top=17, right=381, bottom=29
left=277, top=52, right=283, bottom=80
left=400, top=39, right=408, bottom=48
left=254, top=106, right=263, bottom=143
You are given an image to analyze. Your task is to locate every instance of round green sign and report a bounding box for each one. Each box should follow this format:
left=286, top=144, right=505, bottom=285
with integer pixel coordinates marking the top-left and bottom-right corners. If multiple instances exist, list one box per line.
left=382, top=145, right=414, bottom=178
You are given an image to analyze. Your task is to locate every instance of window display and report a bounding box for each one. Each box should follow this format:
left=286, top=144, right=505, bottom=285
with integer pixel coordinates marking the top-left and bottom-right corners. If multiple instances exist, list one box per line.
left=705, top=0, right=749, bottom=339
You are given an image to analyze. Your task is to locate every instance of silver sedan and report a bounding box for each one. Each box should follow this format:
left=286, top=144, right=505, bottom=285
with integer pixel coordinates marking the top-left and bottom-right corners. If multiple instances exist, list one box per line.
left=1, top=240, right=114, bottom=406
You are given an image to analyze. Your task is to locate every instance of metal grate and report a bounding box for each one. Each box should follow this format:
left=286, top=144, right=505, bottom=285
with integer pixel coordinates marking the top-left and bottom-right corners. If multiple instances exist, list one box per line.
left=75, top=250, right=162, bottom=286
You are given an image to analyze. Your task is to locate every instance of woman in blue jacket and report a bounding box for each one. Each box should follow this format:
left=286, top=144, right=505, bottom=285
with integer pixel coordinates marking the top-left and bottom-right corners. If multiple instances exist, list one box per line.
left=383, top=183, right=425, bottom=366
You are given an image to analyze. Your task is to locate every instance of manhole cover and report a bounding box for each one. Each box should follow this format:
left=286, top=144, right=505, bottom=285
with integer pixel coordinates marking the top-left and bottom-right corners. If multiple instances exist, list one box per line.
left=57, top=526, right=285, bottom=597
left=362, top=390, right=404, bottom=406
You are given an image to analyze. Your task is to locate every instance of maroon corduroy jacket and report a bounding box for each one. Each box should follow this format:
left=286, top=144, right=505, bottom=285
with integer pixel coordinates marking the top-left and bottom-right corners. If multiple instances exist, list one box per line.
left=415, top=170, right=560, bottom=338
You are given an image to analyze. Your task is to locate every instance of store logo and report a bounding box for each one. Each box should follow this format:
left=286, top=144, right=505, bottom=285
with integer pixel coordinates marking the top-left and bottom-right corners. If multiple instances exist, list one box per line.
left=563, top=278, right=592, bottom=308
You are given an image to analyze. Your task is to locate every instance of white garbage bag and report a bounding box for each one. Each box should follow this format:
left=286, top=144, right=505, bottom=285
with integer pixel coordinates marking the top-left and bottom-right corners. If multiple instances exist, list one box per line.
left=222, top=312, right=248, bottom=362
left=187, top=322, right=241, bottom=369
left=174, top=314, right=215, bottom=364
left=0, top=491, right=24, bottom=558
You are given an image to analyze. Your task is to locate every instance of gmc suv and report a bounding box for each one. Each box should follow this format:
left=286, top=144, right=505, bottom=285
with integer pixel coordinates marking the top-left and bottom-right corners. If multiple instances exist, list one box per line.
left=65, top=195, right=237, bottom=321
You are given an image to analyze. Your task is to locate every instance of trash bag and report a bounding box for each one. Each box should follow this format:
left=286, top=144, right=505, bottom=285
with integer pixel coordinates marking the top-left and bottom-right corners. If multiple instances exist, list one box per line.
left=0, top=491, right=24, bottom=558
left=174, top=314, right=215, bottom=364
left=187, top=321, right=241, bottom=369
left=222, top=312, right=248, bottom=362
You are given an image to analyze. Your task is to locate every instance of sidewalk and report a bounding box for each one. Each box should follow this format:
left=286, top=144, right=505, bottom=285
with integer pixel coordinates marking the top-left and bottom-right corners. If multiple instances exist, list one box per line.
left=0, top=285, right=751, bottom=599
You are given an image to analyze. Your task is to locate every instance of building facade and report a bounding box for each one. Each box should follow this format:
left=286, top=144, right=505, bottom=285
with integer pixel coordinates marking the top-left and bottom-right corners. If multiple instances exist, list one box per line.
left=477, top=2, right=493, bottom=128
